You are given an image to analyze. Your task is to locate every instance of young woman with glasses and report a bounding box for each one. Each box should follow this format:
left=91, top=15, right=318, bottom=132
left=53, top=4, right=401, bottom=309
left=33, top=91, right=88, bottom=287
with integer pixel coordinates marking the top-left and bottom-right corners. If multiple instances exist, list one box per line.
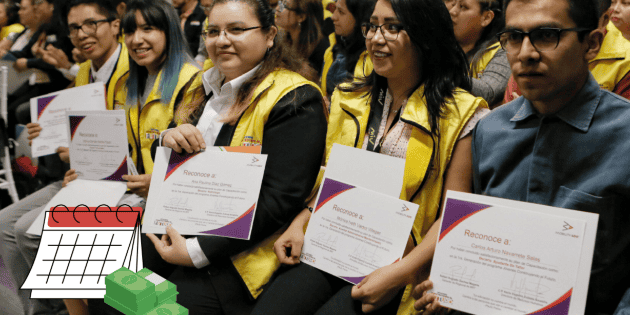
left=321, top=0, right=376, bottom=98
left=249, top=0, right=487, bottom=314
left=146, top=0, right=327, bottom=313
left=447, top=0, right=510, bottom=108
left=275, top=0, right=329, bottom=79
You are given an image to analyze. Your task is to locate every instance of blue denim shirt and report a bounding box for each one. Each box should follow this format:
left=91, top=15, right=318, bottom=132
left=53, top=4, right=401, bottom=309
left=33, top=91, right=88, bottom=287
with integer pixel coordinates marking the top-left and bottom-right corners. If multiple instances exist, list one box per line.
left=472, top=74, right=630, bottom=313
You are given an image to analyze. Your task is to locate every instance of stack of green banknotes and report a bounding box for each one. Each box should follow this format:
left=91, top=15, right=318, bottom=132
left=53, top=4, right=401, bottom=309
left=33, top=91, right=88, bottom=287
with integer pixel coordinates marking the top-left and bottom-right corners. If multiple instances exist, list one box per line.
left=105, top=267, right=185, bottom=315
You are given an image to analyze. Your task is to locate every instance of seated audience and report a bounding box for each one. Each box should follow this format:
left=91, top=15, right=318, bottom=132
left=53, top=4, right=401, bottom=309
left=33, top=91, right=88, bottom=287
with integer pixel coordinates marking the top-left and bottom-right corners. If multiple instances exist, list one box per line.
left=0, top=0, right=23, bottom=40
left=250, top=0, right=487, bottom=314
left=143, top=0, right=327, bottom=313
left=173, top=0, right=205, bottom=56
left=504, top=0, right=630, bottom=102
left=415, top=0, right=630, bottom=314
left=276, top=0, right=329, bottom=78
left=448, top=0, right=510, bottom=108
left=321, top=0, right=375, bottom=99
left=0, top=1, right=128, bottom=314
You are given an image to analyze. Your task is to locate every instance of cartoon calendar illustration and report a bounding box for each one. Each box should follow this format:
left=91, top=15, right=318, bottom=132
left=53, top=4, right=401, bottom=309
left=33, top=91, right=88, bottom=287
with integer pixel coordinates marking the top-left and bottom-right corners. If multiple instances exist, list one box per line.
left=22, top=206, right=143, bottom=299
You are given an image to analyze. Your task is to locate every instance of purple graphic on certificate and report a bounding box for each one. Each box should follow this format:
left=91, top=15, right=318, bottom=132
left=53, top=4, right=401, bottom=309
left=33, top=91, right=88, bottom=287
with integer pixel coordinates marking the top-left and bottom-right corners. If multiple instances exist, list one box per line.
left=102, top=157, right=128, bottom=181
left=37, top=95, right=58, bottom=119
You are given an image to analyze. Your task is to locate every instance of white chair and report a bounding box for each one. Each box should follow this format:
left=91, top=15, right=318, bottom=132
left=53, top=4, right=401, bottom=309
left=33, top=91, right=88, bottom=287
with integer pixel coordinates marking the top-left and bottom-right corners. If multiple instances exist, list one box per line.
left=0, top=66, right=19, bottom=204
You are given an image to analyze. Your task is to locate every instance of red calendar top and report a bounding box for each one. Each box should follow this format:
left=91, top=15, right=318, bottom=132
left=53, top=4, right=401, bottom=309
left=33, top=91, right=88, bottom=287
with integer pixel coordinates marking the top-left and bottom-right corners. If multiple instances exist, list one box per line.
left=46, top=206, right=143, bottom=228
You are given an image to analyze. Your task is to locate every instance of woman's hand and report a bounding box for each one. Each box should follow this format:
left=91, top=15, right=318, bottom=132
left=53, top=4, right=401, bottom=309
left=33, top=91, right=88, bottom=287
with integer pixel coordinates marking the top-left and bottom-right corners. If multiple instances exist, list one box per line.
left=351, top=262, right=409, bottom=313
left=122, top=174, right=151, bottom=198
left=162, top=124, right=206, bottom=154
left=56, top=147, right=70, bottom=163
left=147, top=225, right=195, bottom=267
left=412, top=279, right=450, bottom=314
left=62, top=169, right=78, bottom=187
left=273, top=221, right=305, bottom=265
left=14, top=58, right=28, bottom=72
left=27, top=122, right=42, bottom=145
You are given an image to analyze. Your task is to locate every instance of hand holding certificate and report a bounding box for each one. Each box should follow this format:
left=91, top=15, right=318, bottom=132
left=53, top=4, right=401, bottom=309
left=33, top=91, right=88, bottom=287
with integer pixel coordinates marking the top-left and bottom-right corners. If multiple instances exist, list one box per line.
left=67, top=110, right=129, bottom=181
left=429, top=191, right=599, bottom=315
left=301, top=178, right=418, bottom=284
left=30, top=83, right=106, bottom=157
left=143, top=147, right=267, bottom=239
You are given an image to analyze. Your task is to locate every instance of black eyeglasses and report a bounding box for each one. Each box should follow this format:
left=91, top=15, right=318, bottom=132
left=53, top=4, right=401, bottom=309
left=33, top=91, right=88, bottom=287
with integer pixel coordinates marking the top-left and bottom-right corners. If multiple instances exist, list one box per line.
left=68, top=18, right=115, bottom=38
left=361, top=23, right=405, bottom=41
left=202, top=26, right=262, bottom=41
left=497, top=27, right=591, bottom=54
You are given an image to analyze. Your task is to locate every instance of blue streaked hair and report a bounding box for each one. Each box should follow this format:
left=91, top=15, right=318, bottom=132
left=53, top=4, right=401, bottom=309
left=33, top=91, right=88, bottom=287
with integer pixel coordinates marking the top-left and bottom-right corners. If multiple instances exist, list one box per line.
left=121, top=0, right=196, bottom=106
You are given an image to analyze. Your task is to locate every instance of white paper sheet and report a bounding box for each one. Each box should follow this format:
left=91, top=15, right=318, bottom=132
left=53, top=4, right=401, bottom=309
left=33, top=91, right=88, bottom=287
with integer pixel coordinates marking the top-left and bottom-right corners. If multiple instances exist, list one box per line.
left=67, top=110, right=129, bottom=181
left=325, top=143, right=405, bottom=197
left=429, top=191, right=599, bottom=315
left=30, top=83, right=106, bottom=157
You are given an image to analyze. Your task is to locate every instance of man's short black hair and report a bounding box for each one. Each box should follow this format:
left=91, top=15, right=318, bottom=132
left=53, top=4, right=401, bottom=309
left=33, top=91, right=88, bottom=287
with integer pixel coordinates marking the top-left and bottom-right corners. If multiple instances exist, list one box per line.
left=503, top=0, right=599, bottom=34
left=66, top=0, right=118, bottom=21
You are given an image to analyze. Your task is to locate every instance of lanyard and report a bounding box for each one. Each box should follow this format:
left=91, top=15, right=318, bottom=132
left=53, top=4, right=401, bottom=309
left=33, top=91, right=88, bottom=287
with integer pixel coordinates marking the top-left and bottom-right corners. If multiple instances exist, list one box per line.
left=365, top=87, right=386, bottom=152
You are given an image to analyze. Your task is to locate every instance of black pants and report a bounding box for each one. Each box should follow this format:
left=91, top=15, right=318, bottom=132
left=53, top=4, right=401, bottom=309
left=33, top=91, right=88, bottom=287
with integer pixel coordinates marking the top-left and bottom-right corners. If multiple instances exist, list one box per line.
left=251, top=263, right=404, bottom=315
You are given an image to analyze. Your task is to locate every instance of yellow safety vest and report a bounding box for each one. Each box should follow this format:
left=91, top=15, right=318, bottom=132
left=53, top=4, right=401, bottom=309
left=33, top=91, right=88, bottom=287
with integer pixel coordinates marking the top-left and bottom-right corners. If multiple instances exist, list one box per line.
left=589, top=23, right=630, bottom=92
left=113, top=63, right=200, bottom=174
left=75, top=44, right=129, bottom=108
left=0, top=23, right=25, bottom=40
left=195, top=69, right=321, bottom=298
left=325, top=84, right=486, bottom=315
left=471, top=42, right=501, bottom=79
left=321, top=33, right=373, bottom=94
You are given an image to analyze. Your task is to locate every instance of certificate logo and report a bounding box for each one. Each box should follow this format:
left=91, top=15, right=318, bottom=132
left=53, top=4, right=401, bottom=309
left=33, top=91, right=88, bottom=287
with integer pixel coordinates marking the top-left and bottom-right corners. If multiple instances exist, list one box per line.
left=434, top=292, right=453, bottom=305
left=562, top=221, right=573, bottom=231
left=154, top=218, right=172, bottom=227
left=300, top=252, right=316, bottom=263
left=555, top=221, right=579, bottom=238
left=247, top=156, right=263, bottom=168
left=396, top=204, right=413, bottom=219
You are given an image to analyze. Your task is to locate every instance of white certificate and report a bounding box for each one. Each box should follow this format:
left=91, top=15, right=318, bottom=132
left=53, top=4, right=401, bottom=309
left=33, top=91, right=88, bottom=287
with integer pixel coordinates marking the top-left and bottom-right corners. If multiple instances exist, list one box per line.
left=300, top=177, right=418, bottom=284
left=31, top=83, right=106, bottom=157
left=429, top=191, right=599, bottom=315
left=143, top=147, right=267, bottom=239
left=67, top=110, right=129, bottom=181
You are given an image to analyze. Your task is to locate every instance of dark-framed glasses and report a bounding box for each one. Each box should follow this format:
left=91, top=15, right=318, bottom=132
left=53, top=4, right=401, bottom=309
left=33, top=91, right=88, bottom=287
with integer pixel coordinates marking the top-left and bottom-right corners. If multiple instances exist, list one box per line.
left=361, top=23, right=405, bottom=41
left=277, top=0, right=300, bottom=13
left=68, top=18, right=115, bottom=38
left=497, top=27, right=591, bottom=54
left=202, top=26, right=262, bottom=41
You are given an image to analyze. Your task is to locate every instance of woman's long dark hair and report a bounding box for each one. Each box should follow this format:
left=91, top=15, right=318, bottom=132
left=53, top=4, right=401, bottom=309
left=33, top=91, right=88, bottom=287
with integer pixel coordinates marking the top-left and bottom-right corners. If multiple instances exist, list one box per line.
left=188, top=0, right=312, bottom=125
left=336, top=0, right=377, bottom=74
left=340, top=0, right=471, bottom=137
left=288, top=0, right=324, bottom=59
left=468, top=0, right=503, bottom=74
left=121, top=0, right=195, bottom=106
left=3, top=0, right=20, bottom=26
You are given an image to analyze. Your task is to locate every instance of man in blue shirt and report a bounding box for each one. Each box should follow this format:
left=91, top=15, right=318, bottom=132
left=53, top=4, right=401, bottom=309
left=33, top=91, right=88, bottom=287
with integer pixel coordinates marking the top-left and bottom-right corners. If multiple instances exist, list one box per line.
left=471, top=0, right=630, bottom=313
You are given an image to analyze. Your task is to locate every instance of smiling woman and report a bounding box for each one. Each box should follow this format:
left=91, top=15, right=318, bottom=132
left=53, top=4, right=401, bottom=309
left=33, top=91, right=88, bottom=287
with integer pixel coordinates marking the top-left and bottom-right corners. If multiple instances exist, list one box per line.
left=116, top=0, right=200, bottom=175
left=249, top=0, right=487, bottom=314
left=152, top=0, right=327, bottom=313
